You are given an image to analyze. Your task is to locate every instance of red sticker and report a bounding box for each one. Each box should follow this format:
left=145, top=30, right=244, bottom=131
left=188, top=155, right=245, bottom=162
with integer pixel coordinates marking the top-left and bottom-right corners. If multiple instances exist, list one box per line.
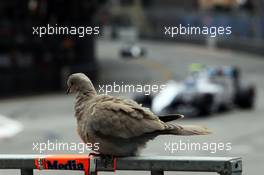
left=35, top=155, right=91, bottom=175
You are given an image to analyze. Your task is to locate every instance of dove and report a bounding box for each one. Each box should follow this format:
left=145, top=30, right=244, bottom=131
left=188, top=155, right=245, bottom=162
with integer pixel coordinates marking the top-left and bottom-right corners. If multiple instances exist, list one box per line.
left=67, top=73, right=211, bottom=156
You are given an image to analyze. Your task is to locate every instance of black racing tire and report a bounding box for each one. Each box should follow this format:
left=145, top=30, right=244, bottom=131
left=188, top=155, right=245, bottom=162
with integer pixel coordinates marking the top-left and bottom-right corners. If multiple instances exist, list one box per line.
left=197, top=93, right=214, bottom=116
left=120, top=51, right=132, bottom=58
left=235, top=85, right=256, bottom=109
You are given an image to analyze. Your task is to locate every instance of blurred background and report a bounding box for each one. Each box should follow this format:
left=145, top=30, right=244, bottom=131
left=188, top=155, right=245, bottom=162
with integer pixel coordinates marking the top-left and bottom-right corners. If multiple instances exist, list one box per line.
left=0, top=0, right=264, bottom=175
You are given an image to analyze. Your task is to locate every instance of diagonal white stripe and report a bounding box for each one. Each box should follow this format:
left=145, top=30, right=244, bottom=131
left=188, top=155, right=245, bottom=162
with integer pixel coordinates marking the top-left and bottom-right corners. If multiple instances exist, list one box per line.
left=0, top=114, right=23, bottom=138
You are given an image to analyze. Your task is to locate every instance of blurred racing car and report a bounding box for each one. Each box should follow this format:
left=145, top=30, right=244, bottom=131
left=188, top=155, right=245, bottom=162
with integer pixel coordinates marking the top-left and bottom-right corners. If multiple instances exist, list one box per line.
left=120, top=43, right=146, bottom=58
left=134, top=65, right=256, bottom=116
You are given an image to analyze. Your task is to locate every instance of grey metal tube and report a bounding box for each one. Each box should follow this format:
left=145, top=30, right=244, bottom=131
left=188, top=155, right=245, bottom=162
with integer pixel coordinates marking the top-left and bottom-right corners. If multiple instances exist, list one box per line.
left=0, top=155, right=242, bottom=175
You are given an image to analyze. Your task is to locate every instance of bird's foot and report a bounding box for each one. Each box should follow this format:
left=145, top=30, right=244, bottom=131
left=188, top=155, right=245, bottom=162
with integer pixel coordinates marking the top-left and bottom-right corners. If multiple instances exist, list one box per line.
left=88, top=153, right=116, bottom=170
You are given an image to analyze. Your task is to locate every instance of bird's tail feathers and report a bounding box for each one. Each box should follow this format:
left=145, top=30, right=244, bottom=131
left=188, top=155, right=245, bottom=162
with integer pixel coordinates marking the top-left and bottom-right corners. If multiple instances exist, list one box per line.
left=165, top=124, right=211, bottom=135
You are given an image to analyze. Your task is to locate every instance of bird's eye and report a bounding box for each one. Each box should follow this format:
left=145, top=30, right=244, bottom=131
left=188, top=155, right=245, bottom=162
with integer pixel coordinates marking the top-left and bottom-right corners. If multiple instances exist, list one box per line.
left=71, top=82, right=74, bottom=86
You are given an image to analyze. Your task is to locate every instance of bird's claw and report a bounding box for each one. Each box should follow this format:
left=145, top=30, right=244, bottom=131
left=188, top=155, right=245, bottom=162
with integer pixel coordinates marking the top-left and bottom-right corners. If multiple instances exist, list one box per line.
left=89, top=153, right=116, bottom=170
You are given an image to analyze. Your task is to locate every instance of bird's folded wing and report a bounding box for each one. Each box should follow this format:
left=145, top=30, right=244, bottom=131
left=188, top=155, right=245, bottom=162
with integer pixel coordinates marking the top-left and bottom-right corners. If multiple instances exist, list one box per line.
left=89, top=100, right=166, bottom=139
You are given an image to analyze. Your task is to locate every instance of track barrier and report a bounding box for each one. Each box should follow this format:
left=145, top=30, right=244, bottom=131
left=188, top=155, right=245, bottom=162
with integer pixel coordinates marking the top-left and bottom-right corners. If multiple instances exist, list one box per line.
left=0, top=154, right=242, bottom=175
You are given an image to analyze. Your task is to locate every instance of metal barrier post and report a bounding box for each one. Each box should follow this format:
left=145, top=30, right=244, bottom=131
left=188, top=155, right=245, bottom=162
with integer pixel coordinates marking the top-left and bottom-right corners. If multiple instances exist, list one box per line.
left=151, top=170, right=164, bottom=175
left=21, top=169, right=33, bottom=175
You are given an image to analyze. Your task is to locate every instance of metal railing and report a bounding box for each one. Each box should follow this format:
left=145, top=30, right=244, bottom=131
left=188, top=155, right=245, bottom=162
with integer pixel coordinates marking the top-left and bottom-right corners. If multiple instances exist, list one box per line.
left=0, top=154, right=242, bottom=175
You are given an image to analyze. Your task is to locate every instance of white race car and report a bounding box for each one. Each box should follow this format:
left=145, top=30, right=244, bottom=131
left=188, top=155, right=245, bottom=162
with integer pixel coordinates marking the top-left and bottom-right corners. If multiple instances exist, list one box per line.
left=120, top=43, right=146, bottom=58
left=135, top=66, right=256, bottom=117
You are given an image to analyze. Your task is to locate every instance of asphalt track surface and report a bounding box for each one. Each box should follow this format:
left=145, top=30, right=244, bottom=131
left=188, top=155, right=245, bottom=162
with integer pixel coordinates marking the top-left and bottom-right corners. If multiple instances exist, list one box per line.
left=0, top=40, right=264, bottom=174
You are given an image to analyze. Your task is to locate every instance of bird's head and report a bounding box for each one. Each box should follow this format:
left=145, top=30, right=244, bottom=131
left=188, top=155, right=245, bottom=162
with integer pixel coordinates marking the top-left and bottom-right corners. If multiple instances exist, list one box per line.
left=67, top=73, right=96, bottom=95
